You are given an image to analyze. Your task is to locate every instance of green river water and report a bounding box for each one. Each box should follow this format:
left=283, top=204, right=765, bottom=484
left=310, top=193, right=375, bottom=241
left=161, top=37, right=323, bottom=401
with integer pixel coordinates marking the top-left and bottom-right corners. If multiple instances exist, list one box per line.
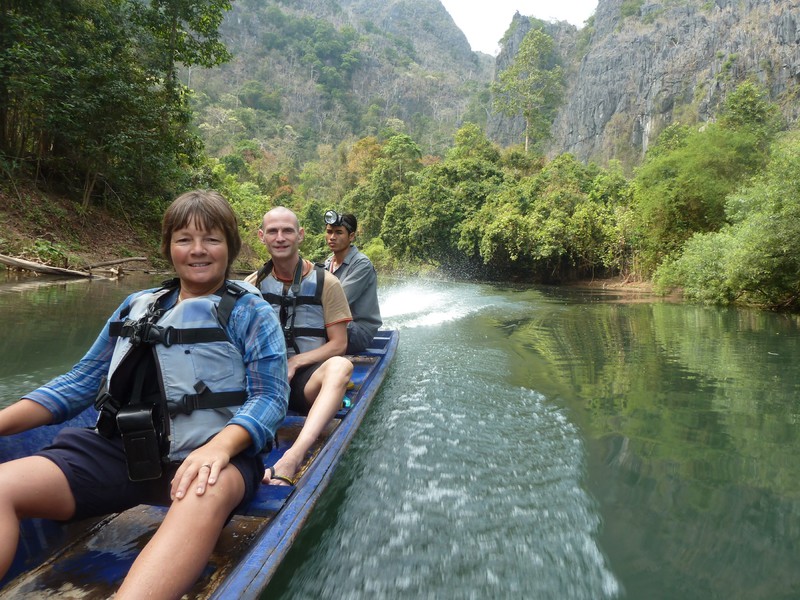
left=1, top=273, right=799, bottom=599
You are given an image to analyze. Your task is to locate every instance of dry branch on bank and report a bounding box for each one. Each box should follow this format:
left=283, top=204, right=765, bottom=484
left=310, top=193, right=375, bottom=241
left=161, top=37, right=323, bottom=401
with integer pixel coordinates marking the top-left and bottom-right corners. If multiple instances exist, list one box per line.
left=0, top=254, right=147, bottom=278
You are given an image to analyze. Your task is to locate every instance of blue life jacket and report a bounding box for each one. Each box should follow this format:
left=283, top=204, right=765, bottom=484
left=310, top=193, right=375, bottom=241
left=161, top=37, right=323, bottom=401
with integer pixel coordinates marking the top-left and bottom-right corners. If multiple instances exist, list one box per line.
left=102, top=279, right=257, bottom=461
left=255, top=259, right=326, bottom=356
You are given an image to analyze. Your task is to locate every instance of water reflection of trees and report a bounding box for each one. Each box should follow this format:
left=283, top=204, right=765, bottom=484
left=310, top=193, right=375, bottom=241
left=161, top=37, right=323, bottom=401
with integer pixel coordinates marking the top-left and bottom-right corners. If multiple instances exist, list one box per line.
left=500, top=301, right=800, bottom=493
left=0, top=276, right=158, bottom=396
left=596, top=433, right=800, bottom=599
left=492, top=299, right=800, bottom=598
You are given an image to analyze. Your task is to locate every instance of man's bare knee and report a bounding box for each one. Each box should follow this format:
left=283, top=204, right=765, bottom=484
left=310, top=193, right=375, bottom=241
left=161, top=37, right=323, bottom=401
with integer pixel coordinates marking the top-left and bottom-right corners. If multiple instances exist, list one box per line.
left=311, top=357, right=352, bottom=384
left=324, top=356, right=353, bottom=379
left=303, top=358, right=353, bottom=406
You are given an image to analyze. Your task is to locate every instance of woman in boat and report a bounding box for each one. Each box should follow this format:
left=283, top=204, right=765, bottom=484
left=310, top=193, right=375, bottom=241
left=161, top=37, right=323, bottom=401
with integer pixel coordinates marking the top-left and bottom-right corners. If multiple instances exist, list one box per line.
left=0, top=190, right=288, bottom=599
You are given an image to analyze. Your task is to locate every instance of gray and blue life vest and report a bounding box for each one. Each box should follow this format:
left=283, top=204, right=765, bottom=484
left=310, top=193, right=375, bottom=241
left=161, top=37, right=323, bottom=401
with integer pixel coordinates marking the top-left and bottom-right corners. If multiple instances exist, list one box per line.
left=255, top=259, right=326, bottom=356
left=99, top=279, right=258, bottom=467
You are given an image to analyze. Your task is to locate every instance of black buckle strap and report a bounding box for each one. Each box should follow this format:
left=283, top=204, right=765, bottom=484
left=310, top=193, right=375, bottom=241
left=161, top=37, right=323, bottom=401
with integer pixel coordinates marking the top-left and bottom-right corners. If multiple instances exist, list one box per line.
left=216, top=282, right=248, bottom=328
left=134, top=323, right=175, bottom=346
left=254, top=260, right=274, bottom=288
left=115, top=320, right=229, bottom=347
left=169, top=327, right=229, bottom=345
left=263, top=293, right=322, bottom=307
left=94, top=387, right=122, bottom=439
left=168, top=381, right=248, bottom=416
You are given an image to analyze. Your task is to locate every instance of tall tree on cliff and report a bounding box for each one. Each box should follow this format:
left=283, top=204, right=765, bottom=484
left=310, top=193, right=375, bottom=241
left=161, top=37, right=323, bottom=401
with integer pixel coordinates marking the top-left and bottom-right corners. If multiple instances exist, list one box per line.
left=491, top=26, right=564, bottom=153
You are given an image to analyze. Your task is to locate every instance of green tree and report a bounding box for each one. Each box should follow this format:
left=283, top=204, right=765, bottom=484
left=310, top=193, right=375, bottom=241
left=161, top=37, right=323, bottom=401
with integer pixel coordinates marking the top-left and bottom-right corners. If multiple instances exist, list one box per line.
left=1, top=0, right=233, bottom=206
left=633, top=82, right=782, bottom=276
left=384, top=127, right=504, bottom=268
left=297, top=142, right=350, bottom=209
left=344, top=133, right=422, bottom=241
left=491, top=26, right=564, bottom=153
left=718, top=80, right=782, bottom=138
left=588, top=161, right=635, bottom=275
left=460, top=153, right=622, bottom=281
left=446, top=123, right=500, bottom=163
left=655, top=131, right=800, bottom=309
left=631, top=108, right=773, bottom=276
left=131, top=0, right=232, bottom=98
left=237, top=80, right=281, bottom=114
left=381, top=133, right=422, bottom=187
left=345, top=136, right=382, bottom=187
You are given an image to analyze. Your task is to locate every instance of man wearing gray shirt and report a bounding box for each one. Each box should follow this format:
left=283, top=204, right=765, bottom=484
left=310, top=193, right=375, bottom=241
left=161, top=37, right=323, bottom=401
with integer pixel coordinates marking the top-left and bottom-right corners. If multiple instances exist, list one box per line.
left=323, top=210, right=382, bottom=353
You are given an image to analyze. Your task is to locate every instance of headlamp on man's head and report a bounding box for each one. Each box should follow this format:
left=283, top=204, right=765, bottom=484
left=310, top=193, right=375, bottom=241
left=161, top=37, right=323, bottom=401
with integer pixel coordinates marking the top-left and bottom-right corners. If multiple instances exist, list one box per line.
left=324, top=210, right=356, bottom=233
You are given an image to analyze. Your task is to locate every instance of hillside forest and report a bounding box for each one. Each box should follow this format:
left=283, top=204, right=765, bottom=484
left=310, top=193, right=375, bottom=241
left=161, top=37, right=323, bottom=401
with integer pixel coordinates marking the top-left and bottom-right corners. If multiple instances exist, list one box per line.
left=2, top=0, right=800, bottom=311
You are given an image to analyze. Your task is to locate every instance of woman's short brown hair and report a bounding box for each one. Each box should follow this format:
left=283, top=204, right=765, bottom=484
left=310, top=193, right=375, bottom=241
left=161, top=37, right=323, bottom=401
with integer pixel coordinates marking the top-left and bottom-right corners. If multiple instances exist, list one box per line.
left=161, top=190, right=242, bottom=275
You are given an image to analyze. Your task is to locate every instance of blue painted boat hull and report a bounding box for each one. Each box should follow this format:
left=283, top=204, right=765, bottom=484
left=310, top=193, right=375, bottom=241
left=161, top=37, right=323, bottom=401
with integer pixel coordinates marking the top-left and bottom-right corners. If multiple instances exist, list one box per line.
left=0, top=329, right=398, bottom=599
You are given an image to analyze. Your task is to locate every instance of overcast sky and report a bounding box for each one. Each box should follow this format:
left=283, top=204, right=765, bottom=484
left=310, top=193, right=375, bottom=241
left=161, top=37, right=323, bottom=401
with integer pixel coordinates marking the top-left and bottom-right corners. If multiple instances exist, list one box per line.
left=439, top=0, right=598, bottom=55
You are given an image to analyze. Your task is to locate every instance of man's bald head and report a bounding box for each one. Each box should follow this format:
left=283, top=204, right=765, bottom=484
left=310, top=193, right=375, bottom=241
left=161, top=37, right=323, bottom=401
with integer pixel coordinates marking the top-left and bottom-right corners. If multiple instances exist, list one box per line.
left=262, top=206, right=299, bottom=231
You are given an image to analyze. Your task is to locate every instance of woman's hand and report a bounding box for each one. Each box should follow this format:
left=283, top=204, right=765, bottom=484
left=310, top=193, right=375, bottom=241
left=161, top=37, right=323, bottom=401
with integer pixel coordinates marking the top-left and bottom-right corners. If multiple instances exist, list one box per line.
left=169, top=424, right=253, bottom=501
left=170, top=446, right=232, bottom=501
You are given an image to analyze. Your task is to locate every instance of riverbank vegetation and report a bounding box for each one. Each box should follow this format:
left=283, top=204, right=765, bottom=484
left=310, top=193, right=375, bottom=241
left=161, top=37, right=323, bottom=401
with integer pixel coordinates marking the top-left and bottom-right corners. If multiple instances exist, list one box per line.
left=2, top=2, right=799, bottom=311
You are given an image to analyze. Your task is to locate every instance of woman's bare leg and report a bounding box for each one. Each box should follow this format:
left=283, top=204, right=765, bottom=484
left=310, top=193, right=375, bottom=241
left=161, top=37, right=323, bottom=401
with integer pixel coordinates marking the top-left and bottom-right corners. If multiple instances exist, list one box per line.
left=114, top=466, right=245, bottom=600
left=0, top=456, right=76, bottom=577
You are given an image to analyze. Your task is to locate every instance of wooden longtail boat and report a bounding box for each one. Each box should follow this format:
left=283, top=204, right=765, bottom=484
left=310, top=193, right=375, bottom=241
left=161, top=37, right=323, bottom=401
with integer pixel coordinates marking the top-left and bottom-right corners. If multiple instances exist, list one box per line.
left=0, top=329, right=398, bottom=599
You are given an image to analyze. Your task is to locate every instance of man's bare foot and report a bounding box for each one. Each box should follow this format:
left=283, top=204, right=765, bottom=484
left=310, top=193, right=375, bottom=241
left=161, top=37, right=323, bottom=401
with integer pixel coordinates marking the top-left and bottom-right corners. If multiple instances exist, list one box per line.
left=263, top=453, right=303, bottom=485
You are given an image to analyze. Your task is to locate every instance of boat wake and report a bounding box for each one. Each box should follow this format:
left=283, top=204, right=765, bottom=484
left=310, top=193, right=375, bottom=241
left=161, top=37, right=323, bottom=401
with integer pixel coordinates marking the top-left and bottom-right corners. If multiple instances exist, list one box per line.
left=379, top=279, right=504, bottom=329
left=276, top=277, right=622, bottom=599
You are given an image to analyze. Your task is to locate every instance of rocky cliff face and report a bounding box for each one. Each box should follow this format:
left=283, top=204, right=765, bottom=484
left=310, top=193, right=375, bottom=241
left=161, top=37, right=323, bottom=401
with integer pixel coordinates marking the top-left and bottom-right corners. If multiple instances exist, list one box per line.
left=339, top=0, right=482, bottom=74
left=208, top=0, right=493, bottom=158
left=491, top=0, right=800, bottom=166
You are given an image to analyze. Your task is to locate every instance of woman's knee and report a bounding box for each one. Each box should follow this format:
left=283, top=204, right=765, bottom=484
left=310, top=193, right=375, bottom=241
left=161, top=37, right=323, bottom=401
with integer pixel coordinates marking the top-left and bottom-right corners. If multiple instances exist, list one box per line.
left=171, top=467, right=245, bottom=519
left=0, top=457, right=75, bottom=520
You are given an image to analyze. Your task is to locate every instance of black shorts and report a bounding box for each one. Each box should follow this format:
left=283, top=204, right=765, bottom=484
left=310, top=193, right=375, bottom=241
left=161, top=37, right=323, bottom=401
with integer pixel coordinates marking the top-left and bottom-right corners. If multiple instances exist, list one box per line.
left=35, top=427, right=264, bottom=522
left=346, top=322, right=374, bottom=354
left=289, top=362, right=323, bottom=414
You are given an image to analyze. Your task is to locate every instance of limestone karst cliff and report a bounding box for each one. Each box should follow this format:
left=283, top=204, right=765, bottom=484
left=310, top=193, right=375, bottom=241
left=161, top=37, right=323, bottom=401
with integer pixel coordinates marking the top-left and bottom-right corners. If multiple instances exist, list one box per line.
left=489, top=0, right=800, bottom=166
left=194, top=0, right=800, bottom=168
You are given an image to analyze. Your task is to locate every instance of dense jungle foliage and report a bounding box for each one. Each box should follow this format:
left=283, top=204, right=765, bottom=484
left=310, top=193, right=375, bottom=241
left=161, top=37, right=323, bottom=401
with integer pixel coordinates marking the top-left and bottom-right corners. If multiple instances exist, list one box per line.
left=0, top=0, right=232, bottom=212
left=2, top=1, right=800, bottom=310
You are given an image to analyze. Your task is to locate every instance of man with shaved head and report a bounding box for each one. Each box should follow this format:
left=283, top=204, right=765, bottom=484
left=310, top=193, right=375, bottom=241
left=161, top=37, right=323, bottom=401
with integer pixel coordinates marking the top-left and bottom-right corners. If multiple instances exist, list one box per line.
left=246, top=207, right=352, bottom=486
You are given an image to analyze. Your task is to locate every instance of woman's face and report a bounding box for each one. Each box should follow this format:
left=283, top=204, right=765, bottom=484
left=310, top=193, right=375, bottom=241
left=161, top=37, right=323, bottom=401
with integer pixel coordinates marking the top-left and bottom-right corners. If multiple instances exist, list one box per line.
left=170, top=219, right=229, bottom=297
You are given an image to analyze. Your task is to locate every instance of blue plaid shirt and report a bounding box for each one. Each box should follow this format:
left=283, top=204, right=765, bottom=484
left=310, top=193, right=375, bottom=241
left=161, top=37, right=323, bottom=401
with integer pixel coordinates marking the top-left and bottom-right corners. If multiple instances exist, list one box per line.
left=25, top=285, right=289, bottom=455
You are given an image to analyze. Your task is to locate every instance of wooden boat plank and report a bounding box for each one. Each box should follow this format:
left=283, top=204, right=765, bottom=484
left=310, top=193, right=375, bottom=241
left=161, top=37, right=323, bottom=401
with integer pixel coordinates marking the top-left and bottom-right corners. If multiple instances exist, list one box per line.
left=0, top=508, right=274, bottom=599
left=0, top=419, right=338, bottom=596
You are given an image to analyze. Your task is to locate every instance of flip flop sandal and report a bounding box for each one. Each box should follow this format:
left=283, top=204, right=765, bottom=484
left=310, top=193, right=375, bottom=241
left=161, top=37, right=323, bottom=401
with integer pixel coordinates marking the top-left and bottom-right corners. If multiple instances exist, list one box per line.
left=265, top=465, right=296, bottom=486
left=271, top=474, right=297, bottom=486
